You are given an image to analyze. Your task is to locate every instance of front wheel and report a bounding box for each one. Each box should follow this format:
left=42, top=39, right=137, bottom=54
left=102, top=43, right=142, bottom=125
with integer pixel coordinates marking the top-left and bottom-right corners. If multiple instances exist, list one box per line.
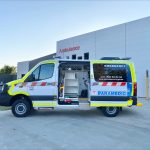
left=101, top=107, right=120, bottom=117
left=12, top=98, right=31, bottom=117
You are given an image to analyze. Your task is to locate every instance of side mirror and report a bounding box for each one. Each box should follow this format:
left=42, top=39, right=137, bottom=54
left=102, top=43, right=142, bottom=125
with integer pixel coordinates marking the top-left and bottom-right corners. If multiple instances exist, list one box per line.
left=0, top=82, right=3, bottom=86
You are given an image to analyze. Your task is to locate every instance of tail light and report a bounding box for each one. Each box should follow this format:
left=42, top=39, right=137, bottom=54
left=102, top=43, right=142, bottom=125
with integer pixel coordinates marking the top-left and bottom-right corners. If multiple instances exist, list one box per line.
left=133, top=82, right=137, bottom=96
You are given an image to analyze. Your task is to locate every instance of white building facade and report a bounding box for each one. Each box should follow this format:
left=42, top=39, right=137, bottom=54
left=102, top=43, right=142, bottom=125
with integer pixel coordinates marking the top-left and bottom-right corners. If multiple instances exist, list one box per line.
left=57, top=17, right=150, bottom=97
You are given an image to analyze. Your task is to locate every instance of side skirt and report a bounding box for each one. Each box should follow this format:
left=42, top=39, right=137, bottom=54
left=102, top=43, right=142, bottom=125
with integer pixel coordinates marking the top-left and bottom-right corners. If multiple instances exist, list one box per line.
left=90, top=100, right=133, bottom=107
left=32, top=101, right=57, bottom=108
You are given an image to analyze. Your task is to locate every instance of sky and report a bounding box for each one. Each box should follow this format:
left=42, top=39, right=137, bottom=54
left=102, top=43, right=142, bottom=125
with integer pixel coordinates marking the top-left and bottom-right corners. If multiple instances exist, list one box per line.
left=0, top=0, right=150, bottom=68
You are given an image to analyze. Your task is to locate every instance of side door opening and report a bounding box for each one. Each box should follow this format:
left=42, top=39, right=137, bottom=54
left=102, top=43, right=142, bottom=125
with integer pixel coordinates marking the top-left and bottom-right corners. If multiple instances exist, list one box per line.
left=58, top=61, right=90, bottom=105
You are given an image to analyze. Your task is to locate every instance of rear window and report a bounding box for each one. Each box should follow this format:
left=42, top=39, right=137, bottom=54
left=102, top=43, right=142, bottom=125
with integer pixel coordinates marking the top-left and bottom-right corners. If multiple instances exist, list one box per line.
left=93, top=64, right=131, bottom=82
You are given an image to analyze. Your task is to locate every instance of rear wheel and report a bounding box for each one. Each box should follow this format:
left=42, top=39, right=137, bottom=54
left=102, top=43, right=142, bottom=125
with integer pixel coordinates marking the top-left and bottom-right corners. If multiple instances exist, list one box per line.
left=12, top=98, right=31, bottom=117
left=101, top=107, right=120, bottom=117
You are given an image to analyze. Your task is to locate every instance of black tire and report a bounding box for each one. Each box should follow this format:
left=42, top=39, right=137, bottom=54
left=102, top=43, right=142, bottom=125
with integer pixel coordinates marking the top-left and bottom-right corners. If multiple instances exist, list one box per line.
left=12, top=98, right=31, bottom=117
left=101, top=107, right=120, bottom=117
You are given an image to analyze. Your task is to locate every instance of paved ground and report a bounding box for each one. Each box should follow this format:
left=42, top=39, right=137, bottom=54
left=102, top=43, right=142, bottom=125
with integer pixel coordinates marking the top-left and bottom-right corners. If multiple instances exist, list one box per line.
left=0, top=99, right=150, bottom=150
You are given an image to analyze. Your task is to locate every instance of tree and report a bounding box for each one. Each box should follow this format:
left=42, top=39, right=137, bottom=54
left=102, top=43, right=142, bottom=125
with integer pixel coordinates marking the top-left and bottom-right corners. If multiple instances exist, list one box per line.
left=0, top=65, right=16, bottom=74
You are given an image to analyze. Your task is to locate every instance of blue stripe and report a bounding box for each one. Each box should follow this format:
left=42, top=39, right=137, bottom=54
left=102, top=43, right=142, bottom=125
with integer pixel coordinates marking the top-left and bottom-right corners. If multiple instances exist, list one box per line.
left=127, top=83, right=132, bottom=96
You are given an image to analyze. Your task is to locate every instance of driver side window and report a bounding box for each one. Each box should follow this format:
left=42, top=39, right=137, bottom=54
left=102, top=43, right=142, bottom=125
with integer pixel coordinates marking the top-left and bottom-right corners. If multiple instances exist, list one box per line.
left=32, top=66, right=40, bottom=81
left=26, top=63, right=54, bottom=82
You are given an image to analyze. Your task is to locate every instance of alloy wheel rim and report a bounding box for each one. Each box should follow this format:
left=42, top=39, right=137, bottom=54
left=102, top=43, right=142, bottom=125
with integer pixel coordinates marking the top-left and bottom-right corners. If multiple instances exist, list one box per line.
left=15, top=103, right=27, bottom=115
left=106, top=107, right=117, bottom=115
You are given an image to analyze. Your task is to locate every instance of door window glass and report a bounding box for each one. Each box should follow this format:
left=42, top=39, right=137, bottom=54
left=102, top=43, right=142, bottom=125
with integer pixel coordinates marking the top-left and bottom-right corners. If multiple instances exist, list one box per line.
left=26, top=64, right=54, bottom=82
left=39, top=64, right=54, bottom=80
left=93, top=64, right=131, bottom=82
left=32, top=66, right=40, bottom=81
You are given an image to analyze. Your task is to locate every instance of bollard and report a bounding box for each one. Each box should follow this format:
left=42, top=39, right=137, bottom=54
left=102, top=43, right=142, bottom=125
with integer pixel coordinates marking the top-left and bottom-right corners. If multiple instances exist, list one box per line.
left=146, top=70, right=149, bottom=99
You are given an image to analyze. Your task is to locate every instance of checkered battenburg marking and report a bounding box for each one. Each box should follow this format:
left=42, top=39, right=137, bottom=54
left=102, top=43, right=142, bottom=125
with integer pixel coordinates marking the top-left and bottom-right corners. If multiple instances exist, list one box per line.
left=92, top=82, right=126, bottom=86
left=18, top=82, right=56, bottom=87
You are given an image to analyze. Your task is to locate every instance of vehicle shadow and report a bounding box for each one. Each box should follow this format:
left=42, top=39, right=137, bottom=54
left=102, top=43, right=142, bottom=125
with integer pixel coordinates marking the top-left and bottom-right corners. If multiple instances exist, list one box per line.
left=31, top=107, right=139, bottom=118
left=31, top=108, right=101, bottom=117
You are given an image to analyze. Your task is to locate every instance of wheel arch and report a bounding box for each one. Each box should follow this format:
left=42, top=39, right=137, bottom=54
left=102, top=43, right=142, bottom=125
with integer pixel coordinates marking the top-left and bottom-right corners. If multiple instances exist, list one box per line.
left=10, top=94, right=32, bottom=108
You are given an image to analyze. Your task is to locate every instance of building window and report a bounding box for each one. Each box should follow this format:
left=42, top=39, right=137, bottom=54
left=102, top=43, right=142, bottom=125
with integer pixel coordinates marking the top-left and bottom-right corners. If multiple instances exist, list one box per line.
left=72, top=54, right=76, bottom=60
left=66, top=56, right=69, bottom=59
left=78, top=56, right=82, bottom=60
left=84, top=52, right=89, bottom=60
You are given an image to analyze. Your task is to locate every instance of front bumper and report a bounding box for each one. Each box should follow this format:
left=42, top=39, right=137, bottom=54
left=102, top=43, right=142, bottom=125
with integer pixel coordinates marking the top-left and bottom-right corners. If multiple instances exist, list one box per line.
left=0, top=93, right=11, bottom=106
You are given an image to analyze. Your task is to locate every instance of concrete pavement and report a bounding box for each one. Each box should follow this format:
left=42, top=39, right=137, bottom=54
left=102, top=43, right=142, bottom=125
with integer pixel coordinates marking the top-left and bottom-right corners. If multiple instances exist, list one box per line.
left=0, top=99, right=150, bottom=150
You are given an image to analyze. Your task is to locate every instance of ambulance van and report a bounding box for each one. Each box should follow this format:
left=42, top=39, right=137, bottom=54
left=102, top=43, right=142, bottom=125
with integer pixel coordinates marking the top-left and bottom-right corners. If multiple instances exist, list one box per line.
left=0, top=58, right=141, bottom=117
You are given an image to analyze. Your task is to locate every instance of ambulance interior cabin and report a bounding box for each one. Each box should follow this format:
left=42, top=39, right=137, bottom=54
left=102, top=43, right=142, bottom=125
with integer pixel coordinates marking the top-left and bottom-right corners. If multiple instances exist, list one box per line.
left=58, top=61, right=90, bottom=105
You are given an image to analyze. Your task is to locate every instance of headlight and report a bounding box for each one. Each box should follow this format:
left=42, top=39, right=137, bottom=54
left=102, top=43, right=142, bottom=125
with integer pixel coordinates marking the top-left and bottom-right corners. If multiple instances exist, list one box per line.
left=0, top=84, right=9, bottom=93
left=1, top=85, right=4, bottom=92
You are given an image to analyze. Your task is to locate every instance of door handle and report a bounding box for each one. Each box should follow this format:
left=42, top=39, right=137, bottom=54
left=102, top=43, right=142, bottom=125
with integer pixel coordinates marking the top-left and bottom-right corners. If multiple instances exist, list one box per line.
left=29, top=86, right=34, bottom=90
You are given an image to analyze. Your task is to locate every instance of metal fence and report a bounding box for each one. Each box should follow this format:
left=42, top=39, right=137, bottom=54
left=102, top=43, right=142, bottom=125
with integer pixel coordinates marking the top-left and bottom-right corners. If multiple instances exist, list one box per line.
left=0, top=74, right=17, bottom=84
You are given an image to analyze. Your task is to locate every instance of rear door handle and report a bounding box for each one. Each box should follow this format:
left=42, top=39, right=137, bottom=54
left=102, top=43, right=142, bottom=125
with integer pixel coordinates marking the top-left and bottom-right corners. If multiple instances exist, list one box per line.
left=29, top=86, right=34, bottom=90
